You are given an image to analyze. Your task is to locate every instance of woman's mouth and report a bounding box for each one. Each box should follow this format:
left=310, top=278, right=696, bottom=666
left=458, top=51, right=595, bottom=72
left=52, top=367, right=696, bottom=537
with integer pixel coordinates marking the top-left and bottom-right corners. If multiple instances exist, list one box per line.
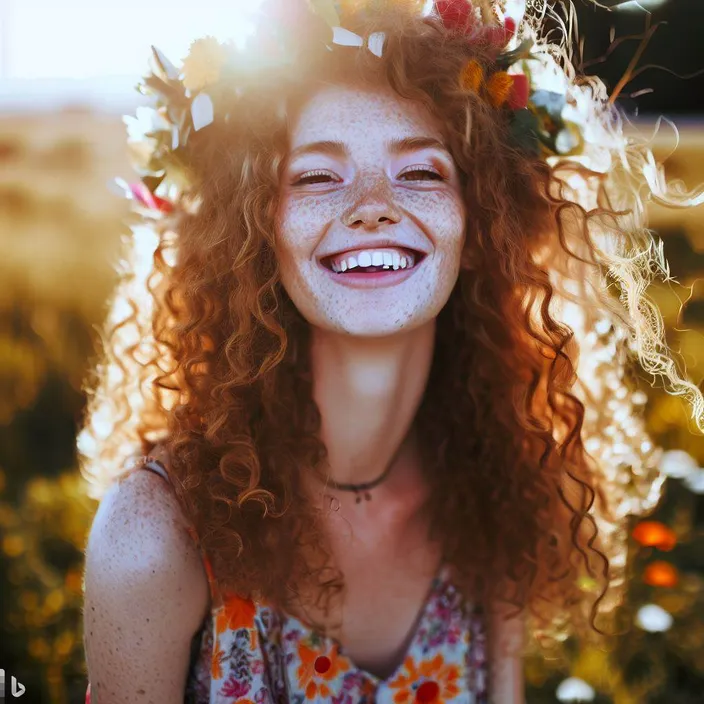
left=320, top=247, right=425, bottom=274
left=317, top=247, right=426, bottom=288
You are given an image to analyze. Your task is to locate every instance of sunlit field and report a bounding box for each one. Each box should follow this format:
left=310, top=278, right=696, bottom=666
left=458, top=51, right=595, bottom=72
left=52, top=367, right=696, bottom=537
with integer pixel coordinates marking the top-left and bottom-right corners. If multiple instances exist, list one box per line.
left=2, top=1, right=704, bottom=702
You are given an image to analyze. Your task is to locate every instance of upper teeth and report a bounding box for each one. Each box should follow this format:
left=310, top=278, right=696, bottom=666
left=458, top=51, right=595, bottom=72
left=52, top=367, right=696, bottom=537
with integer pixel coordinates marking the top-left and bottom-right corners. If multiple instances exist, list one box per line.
left=329, top=248, right=417, bottom=273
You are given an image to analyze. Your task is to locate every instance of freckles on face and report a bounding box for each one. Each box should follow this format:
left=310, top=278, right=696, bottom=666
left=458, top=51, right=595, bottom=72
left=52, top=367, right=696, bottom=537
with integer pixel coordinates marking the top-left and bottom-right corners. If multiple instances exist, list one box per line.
left=275, top=82, right=466, bottom=336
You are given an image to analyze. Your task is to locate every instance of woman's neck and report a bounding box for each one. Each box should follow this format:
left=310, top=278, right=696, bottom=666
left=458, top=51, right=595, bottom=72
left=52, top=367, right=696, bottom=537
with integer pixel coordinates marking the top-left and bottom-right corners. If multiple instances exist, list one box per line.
left=309, top=319, right=435, bottom=487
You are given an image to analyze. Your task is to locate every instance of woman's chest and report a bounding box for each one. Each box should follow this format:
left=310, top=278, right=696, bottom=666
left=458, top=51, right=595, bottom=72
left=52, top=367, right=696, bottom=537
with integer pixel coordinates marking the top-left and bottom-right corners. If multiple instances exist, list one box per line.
left=299, top=549, right=444, bottom=679
left=289, top=504, right=446, bottom=679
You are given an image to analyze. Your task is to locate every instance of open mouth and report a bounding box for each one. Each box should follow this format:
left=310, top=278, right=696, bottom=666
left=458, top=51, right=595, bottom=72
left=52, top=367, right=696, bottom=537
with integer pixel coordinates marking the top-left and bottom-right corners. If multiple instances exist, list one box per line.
left=320, top=247, right=426, bottom=274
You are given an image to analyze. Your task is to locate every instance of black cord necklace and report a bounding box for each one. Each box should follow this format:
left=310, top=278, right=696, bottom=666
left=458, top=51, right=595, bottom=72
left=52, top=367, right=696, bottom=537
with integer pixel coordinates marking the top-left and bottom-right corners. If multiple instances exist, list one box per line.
left=325, top=440, right=405, bottom=504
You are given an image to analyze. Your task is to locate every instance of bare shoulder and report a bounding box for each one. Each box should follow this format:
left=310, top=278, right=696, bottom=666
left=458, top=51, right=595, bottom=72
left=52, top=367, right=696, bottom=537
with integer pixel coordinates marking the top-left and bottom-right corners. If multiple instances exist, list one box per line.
left=83, top=454, right=210, bottom=702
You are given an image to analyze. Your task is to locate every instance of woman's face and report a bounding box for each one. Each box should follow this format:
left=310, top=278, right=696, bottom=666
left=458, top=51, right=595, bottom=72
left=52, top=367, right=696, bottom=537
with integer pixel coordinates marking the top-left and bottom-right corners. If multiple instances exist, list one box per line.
left=276, top=82, right=466, bottom=337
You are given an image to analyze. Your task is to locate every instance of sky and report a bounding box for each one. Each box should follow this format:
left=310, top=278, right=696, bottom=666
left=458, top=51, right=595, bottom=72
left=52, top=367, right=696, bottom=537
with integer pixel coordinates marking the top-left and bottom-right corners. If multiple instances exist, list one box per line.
left=0, top=0, right=261, bottom=79
left=1, top=0, right=698, bottom=115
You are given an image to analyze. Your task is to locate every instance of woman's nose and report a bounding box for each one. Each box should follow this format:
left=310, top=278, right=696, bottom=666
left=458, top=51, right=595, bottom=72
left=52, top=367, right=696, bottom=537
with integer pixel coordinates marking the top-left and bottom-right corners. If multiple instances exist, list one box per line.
left=342, top=174, right=403, bottom=228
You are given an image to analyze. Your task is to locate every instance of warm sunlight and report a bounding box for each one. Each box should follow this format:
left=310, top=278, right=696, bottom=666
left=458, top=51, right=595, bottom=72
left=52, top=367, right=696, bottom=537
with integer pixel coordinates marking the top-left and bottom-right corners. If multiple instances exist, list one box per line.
left=3, top=0, right=263, bottom=79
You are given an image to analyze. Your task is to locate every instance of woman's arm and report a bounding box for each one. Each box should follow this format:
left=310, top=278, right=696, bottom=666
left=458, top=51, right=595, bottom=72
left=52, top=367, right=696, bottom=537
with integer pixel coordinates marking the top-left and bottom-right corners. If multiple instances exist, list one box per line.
left=488, top=604, right=526, bottom=704
left=83, top=465, right=210, bottom=703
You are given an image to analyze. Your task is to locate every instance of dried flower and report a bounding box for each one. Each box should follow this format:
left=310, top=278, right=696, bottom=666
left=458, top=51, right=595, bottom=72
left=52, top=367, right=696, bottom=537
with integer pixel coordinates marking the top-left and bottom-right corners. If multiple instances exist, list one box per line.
left=181, top=36, right=228, bottom=92
left=459, top=58, right=484, bottom=92
left=486, top=70, right=514, bottom=107
left=126, top=141, right=157, bottom=172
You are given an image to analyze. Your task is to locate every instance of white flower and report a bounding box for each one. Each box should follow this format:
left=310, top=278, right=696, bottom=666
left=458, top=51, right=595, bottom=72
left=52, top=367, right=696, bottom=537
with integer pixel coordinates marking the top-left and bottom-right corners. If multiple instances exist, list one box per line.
left=636, top=604, right=673, bottom=632
left=556, top=677, right=595, bottom=702
left=123, top=106, right=170, bottom=143
left=683, top=468, right=704, bottom=494
left=659, top=449, right=698, bottom=479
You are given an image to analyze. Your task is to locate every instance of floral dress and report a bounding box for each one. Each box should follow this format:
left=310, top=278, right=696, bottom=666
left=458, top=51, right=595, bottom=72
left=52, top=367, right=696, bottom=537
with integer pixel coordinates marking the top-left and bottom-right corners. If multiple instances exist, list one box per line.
left=85, top=461, right=490, bottom=704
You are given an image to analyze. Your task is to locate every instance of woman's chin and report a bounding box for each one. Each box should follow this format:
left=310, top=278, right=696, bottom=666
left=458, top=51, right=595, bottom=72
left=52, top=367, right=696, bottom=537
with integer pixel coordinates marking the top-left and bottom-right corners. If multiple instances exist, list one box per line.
left=310, top=312, right=436, bottom=338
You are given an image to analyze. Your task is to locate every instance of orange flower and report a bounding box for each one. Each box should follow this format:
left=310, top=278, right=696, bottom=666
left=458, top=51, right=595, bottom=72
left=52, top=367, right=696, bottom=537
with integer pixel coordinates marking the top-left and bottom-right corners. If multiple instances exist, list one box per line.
left=643, top=561, right=679, bottom=588
left=215, top=593, right=257, bottom=637
left=296, top=641, right=352, bottom=700
left=486, top=70, right=514, bottom=108
left=388, top=653, right=462, bottom=703
left=632, top=521, right=677, bottom=551
left=459, top=59, right=484, bottom=93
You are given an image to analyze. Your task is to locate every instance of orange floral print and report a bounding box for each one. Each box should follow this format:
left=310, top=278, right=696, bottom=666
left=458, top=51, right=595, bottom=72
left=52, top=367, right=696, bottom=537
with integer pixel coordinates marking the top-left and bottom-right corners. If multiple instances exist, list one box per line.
left=388, top=653, right=462, bottom=703
left=215, top=593, right=258, bottom=645
left=296, top=641, right=352, bottom=700
left=211, top=634, right=226, bottom=681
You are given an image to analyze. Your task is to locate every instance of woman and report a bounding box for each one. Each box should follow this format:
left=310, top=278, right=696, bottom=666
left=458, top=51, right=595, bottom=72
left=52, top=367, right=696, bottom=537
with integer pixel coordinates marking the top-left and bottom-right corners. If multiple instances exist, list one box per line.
left=80, top=1, right=704, bottom=702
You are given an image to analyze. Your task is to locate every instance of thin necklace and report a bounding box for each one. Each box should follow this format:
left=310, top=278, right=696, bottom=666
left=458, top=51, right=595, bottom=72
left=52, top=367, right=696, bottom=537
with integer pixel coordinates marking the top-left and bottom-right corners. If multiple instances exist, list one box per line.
left=325, top=440, right=406, bottom=504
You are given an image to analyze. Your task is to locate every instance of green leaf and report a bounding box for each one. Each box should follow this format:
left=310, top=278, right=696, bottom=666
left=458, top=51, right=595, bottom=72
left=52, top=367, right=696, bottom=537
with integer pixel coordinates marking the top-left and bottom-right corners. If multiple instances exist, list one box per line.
left=495, top=38, right=535, bottom=69
left=509, top=108, right=541, bottom=156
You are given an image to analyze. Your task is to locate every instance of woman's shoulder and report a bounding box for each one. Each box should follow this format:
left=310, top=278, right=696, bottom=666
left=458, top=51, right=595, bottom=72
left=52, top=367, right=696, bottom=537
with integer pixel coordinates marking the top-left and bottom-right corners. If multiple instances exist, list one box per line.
left=84, top=446, right=211, bottom=633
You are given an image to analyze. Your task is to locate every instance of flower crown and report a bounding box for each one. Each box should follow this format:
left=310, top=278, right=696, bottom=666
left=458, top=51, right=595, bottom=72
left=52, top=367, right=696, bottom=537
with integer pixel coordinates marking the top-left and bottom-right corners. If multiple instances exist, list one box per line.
left=119, top=0, right=585, bottom=215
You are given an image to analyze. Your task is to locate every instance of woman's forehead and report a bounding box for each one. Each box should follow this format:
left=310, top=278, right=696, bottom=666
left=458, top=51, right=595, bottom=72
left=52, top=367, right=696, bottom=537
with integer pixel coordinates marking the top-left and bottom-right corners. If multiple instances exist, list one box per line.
left=288, top=83, right=447, bottom=150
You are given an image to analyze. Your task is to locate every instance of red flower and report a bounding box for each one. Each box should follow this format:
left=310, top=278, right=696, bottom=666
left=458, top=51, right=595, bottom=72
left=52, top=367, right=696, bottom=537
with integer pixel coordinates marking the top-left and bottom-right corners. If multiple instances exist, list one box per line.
left=481, top=18, right=516, bottom=52
left=436, top=0, right=474, bottom=33
left=507, top=73, right=530, bottom=109
left=129, top=182, right=173, bottom=213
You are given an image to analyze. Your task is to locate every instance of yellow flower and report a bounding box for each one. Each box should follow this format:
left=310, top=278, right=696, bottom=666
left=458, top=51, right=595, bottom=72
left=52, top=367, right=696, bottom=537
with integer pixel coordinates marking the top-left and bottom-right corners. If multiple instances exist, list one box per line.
left=459, top=58, right=484, bottom=93
left=338, top=0, right=424, bottom=21
left=181, top=36, right=228, bottom=92
left=392, top=0, right=427, bottom=11
left=486, top=70, right=514, bottom=108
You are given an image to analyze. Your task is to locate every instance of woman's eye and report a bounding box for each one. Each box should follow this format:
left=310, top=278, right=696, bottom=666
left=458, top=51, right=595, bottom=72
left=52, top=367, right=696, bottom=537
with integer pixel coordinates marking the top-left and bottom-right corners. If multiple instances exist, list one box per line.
left=293, top=170, right=336, bottom=185
left=398, top=167, right=444, bottom=181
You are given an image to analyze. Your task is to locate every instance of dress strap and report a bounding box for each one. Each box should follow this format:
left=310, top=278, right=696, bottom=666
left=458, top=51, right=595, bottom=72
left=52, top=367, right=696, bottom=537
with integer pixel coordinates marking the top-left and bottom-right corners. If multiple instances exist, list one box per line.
left=128, top=454, right=224, bottom=610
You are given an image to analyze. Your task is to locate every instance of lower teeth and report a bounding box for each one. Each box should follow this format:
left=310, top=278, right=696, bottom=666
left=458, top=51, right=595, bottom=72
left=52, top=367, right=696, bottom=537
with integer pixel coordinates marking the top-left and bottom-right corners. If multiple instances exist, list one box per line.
left=341, top=265, right=401, bottom=273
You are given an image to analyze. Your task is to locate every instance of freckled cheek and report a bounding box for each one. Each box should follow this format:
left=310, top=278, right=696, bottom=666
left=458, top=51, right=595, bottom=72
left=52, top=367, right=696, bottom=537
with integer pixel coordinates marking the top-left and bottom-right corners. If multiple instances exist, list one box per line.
left=425, top=207, right=466, bottom=255
left=401, top=191, right=465, bottom=242
left=275, top=201, right=330, bottom=267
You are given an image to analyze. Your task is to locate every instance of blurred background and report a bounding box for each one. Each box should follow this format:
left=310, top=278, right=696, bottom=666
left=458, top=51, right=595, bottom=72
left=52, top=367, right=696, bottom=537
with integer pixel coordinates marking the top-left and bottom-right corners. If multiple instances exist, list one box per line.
left=0, top=0, right=703, bottom=702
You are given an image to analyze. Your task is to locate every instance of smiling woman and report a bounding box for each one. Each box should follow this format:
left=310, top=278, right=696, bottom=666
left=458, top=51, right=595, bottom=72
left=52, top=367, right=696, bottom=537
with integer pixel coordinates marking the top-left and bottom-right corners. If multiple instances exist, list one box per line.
left=78, top=1, right=704, bottom=703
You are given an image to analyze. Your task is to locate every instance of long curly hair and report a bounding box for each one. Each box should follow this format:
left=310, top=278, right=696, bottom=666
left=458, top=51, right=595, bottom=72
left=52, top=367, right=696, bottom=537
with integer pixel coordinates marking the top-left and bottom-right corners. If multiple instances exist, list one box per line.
left=78, top=0, right=704, bottom=650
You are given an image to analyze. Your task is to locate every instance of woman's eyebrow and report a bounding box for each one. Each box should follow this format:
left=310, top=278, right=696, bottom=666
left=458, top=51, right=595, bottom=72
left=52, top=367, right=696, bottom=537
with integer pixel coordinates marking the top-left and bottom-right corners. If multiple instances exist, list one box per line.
left=288, top=136, right=451, bottom=160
